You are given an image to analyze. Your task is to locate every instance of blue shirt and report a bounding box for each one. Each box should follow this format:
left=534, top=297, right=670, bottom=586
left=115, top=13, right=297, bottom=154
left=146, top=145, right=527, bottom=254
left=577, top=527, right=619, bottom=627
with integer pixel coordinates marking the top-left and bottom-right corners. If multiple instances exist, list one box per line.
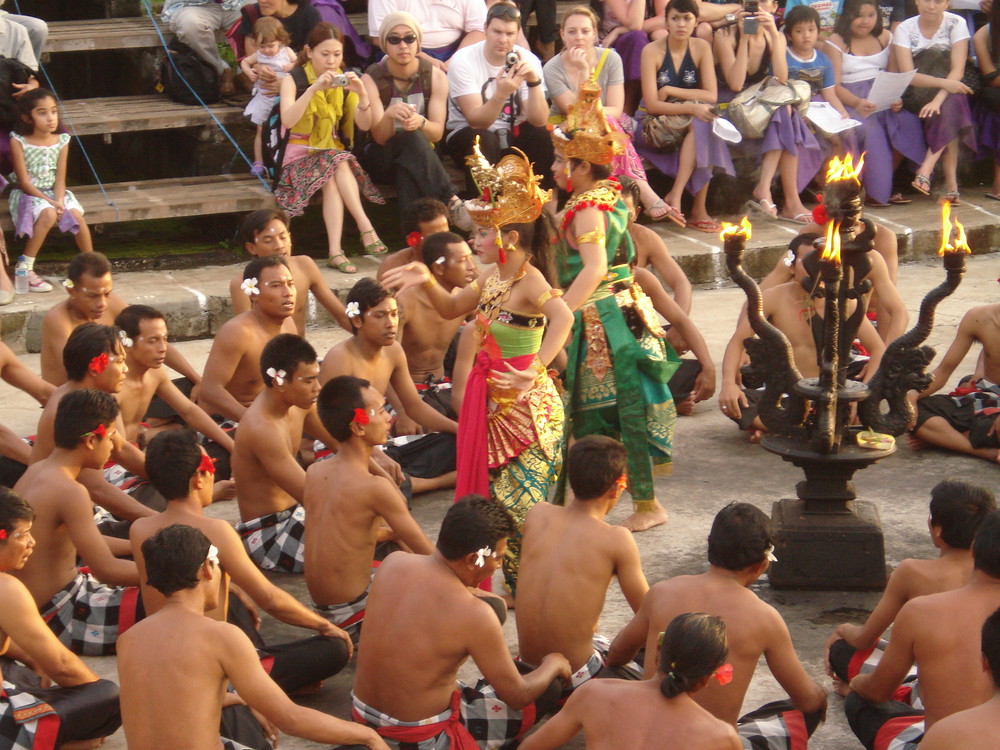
left=787, top=48, right=836, bottom=93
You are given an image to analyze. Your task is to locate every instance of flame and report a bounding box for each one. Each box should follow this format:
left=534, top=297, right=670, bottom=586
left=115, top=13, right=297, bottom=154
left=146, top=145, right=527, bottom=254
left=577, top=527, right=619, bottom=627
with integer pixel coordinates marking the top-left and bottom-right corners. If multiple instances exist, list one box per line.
left=937, top=201, right=972, bottom=255
left=822, top=220, right=841, bottom=265
left=719, top=215, right=752, bottom=241
left=825, top=153, right=865, bottom=184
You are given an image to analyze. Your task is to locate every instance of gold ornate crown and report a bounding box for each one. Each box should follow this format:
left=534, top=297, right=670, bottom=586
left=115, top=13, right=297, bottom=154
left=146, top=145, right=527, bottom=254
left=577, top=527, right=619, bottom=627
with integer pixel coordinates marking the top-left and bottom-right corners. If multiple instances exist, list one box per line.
left=464, top=139, right=551, bottom=229
left=550, top=75, right=626, bottom=165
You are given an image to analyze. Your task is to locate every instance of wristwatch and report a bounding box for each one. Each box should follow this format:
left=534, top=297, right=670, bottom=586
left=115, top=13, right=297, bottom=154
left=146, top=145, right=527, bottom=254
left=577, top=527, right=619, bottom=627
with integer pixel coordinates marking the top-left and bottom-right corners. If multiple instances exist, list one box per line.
left=725, top=12, right=738, bottom=24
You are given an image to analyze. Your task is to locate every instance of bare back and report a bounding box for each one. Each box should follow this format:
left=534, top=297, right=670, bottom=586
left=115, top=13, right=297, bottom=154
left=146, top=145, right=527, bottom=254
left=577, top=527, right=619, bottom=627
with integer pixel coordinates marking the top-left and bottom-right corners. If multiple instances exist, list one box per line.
left=232, top=399, right=307, bottom=521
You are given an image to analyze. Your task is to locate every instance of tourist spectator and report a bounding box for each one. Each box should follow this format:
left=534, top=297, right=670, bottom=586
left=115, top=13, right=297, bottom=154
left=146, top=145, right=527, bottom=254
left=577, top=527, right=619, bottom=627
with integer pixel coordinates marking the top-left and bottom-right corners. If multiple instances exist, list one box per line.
left=276, top=23, right=387, bottom=273
left=162, top=0, right=245, bottom=97
left=444, top=2, right=553, bottom=190
left=827, top=0, right=926, bottom=206
left=362, top=12, right=472, bottom=231
left=894, top=0, right=975, bottom=203
left=369, top=0, right=487, bottom=69
left=545, top=6, right=682, bottom=224
left=635, top=0, right=733, bottom=233
left=240, top=17, right=297, bottom=177
left=0, top=1, right=46, bottom=62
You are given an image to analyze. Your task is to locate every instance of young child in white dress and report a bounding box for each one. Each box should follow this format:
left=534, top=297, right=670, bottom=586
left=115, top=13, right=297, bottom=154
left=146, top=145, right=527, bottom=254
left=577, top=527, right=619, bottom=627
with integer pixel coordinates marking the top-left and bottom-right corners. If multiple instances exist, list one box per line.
left=241, top=16, right=296, bottom=177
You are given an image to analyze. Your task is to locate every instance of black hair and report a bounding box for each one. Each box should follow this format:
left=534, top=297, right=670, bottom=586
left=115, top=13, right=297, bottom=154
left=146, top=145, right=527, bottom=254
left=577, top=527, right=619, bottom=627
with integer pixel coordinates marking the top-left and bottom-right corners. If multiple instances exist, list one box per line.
left=790, top=233, right=822, bottom=259
left=0, top=486, right=34, bottom=541
left=67, top=251, right=112, bottom=284
left=568, top=157, right=612, bottom=181
left=317, top=375, right=370, bottom=442
left=403, top=198, right=449, bottom=235
left=973, top=511, right=1000, bottom=579
left=243, top=254, right=289, bottom=282
left=260, top=333, right=317, bottom=387
left=114, top=304, right=165, bottom=342
left=346, top=278, right=394, bottom=336
left=707, top=502, right=773, bottom=571
left=145, top=430, right=204, bottom=501
left=296, top=21, right=344, bottom=67
left=53, top=388, right=119, bottom=450
left=664, top=0, right=699, bottom=18
left=239, top=208, right=290, bottom=246
left=784, top=5, right=821, bottom=34
left=617, top=175, right=642, bottom=210
left=833, top=0, right=883, bottom=46
left=568, top=436, right=628, bottom=501
left=983, top=606, right=1000, bottom=689
left=15, top=88, right=57, bottom=136
left=659, top=613, right=728, bottom=698
left=422, top=231, right=467, bottom=268
left=930, top=479, right=997, bottom=550
left=142, top=524, right=213, bottom=596
left=437, top=494, right=517, bottom=560
left=63, top=323, right=123, bottom=382
left=502, top=213, right=553, bottom=260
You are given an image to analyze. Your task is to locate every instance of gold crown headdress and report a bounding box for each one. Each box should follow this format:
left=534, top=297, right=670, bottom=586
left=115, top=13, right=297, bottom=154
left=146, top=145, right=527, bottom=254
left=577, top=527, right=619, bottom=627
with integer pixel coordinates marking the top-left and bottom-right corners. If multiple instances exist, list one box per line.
left=550, top=75, right=626, bottom=165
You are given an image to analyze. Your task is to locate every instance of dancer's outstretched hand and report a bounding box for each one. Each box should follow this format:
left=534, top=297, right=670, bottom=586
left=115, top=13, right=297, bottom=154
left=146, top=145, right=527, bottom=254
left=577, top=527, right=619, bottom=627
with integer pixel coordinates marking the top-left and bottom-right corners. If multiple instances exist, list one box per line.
left=382, top=261, right=433, bottom=294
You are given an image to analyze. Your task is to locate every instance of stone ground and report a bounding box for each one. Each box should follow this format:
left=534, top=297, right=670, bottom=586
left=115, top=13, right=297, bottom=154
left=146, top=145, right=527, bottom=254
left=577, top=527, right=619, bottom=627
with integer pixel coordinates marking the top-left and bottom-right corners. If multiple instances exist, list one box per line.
left=2, top=249, right=998, bottom=749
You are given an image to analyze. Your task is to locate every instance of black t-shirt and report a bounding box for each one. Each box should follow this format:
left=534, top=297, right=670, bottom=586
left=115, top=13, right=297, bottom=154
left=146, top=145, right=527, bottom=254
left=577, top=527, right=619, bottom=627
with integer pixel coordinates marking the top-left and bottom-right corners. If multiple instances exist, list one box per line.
left=238, top=1, right=323, bottom=52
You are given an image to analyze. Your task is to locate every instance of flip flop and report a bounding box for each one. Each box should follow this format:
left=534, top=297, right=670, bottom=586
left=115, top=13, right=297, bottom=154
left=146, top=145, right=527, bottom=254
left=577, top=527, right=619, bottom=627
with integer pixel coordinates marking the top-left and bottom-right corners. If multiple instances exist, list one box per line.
left=985, top=192, right=1000, bottom=201
left=689, top=218, right=722, bottom=234
left=912, top=174, right=931, bottom=195
left=889, top=193, right=911, bottom=205
left=745, top=198, right=778, bottom=219
left=941, top=191, right=961, bottom=206
left=779, top=212, right=813, bottom=225
left=648, top=198, right=686, bottom=227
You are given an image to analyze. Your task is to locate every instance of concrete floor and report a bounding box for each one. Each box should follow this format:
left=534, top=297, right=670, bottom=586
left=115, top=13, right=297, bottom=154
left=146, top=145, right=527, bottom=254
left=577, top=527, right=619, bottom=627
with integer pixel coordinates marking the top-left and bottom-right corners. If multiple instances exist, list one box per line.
left=2, top=252, right=997, bottom=749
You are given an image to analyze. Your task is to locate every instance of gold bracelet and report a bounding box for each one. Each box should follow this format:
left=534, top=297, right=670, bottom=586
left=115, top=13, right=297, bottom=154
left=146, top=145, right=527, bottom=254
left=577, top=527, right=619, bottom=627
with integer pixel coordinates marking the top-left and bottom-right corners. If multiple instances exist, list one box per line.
left=469, top=279, right=482, bottom=294
left=422, top=274, right=438, bottom=289
left=536, top=287, right=564, bottom=308
left=576, top=228, right=606, bottom=246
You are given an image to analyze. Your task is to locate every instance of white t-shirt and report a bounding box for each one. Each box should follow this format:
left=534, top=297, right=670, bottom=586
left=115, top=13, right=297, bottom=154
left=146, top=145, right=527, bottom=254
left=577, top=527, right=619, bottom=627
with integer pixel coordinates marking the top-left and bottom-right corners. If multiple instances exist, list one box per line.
left=446, top=41, right=544, bottom=133
left=368, top=0, right=486, bottom=52
left=892, top=12, right=970, bottom=54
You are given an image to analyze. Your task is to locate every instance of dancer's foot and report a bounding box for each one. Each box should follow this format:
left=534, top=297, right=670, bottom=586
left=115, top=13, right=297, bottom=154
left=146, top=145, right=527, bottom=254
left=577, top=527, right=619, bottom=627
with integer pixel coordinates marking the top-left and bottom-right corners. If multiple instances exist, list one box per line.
left=676, top=395, right=696, bottom=416
left=621, top=500, right=668, bottom=532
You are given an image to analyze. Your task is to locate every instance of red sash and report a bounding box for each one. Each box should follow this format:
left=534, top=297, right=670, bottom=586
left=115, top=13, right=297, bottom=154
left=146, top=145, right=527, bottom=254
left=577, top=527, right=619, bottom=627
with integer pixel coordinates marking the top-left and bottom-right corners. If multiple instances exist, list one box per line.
left=353, top=690, right=479, bottom=750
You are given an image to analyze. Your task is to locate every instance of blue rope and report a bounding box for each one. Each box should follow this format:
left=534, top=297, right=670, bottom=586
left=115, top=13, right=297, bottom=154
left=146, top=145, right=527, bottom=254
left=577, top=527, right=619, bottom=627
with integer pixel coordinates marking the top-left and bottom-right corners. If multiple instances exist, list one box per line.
left=139, top=0, right=272, bottom=191
left=10, top=0, right=120, bottom=219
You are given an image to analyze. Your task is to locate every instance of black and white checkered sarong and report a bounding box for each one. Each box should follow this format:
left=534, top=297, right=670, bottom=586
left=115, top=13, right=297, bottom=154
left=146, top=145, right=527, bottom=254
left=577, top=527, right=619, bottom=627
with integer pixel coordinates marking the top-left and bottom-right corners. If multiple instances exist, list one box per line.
left=235, top=504, right=306, bottom=574
left=39, top=571, right=138, bottom=656
left=738, top=699, right=822, bottom=750
left=1, top=681, right=59, bottom=749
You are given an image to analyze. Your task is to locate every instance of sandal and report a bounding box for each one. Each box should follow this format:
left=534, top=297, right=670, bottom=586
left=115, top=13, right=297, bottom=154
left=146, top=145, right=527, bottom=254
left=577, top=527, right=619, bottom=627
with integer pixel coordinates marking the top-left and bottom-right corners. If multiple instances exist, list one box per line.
left=745, top=198, right=778, bottom=219
left=888, top=192, right=911, bottom=205
left=647, top=198, right=686, bottom=227
left=361, top=229, right=388, bottom=256
left=941, top=191, right=961, bottom=206
left=911, top=174, right=931, bottom=195
left=327, top=253, right=358, bottom=274
left=689, top=218, right=722, bottom=233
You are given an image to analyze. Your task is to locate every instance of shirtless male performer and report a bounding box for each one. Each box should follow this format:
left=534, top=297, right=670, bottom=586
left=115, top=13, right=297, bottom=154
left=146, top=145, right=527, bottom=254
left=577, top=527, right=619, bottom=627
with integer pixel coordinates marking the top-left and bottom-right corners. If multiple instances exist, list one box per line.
left=351, top=495, right=571, bottom=748
left=118, top=524, right=389, bottom=750
left=199, top=255, right=297, bottom=423
left=843, top=510, right=1000, bottom=749
left=306, top=375, right=435, bottom=637
left=911, top=302, right=1000, bottom=464
left=229, top=208, right=351, bottom=335
left=827, top=479, right=995, bottom=689
left=919, top=606, right=1000, bottom=750
left=130, top=430, right=353, bottom=694
left=13, top=389, right=141, bottom=655
left=0, top=340, right=54, bottom=486
left=233, top=333, right=339, bottom=573
left=608, top=502, right=828, bottom=747
left=719, top=240, right=885, bottom=439
left=30, top=323, right=154, bottom=522
left=320, top=278, right=458, bottom=494
left=115, top=304, right=237, bottom=492
left=376, top=198, right=451, bottom=281
left=0, top=486, right=122, bottom=749
left=40, top=251, right=200, bottom=387
left=516, top=436, right=647, bottom=688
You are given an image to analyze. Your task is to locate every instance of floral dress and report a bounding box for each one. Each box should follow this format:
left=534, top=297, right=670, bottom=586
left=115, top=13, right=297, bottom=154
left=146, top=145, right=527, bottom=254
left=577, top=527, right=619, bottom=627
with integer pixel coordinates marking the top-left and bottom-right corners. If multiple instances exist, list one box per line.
left=9, top=132, right=83, bottom=238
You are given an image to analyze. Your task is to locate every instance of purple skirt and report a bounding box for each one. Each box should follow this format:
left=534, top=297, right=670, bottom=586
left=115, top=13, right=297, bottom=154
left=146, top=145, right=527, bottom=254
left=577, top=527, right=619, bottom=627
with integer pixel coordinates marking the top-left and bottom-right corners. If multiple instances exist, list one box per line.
left=975, top=100, right=1000, bottom=164
left=610, top=29, right=648, bottom=82
left=634, top=113, right=736, bottom=196
left=841, top=79, right=926, bottom=204
left=727, top=100, right=824, bottom=193
left=922, top=92, right=975, bottom=154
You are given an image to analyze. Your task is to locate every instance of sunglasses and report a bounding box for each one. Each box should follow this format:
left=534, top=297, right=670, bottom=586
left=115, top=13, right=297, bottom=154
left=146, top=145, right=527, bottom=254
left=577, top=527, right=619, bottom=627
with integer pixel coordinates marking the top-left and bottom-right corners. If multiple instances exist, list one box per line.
left=487, top=4, right=522, bottom=22
left=386, top=33, right=418, bottom=46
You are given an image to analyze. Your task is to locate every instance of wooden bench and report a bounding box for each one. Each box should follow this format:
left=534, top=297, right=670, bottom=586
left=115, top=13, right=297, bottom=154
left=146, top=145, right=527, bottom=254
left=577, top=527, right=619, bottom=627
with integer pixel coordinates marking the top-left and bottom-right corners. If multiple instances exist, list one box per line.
left=60, top=95, right=246, bottom=136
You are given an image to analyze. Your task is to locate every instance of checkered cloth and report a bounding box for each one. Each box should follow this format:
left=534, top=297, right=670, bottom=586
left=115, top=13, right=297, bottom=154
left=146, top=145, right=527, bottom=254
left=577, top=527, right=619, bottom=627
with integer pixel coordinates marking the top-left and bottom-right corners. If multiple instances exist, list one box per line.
left=352, top=679, right=539, bottom=750
left=873, top=717, right=924, bottom=750
left=567, top=634, right=641, bottom=692
left=235, top=504, right=306, bottom=574
left=832, top=639, right=921, bottom=709
left=314, top=569, right=374, bottom=638
left=1, top=681, right=60, bottom=750
left=949, top=377, right=1000, bottom=415
left=103, top=462, right=146, bottom=495
left=39, top=571, right=139, bottom=656
left=738, top=699, right=821, bottom=750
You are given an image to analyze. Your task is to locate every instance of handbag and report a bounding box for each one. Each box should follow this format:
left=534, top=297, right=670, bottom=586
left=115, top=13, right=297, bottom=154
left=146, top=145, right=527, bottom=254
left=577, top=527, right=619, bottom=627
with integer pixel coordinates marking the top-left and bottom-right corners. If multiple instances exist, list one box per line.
left=640, top=98, right=693, bottom=152
left=726, top=76, right=811, bottom=140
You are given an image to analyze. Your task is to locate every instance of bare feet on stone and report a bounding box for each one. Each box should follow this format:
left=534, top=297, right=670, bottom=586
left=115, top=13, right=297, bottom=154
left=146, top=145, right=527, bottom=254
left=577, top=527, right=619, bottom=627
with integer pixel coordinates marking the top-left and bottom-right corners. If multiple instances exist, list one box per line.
left=213, top=479, right=237, bottom=502
left=676, top=395, right=696, bottom=416
left=621, top=500, right=668, bottom=532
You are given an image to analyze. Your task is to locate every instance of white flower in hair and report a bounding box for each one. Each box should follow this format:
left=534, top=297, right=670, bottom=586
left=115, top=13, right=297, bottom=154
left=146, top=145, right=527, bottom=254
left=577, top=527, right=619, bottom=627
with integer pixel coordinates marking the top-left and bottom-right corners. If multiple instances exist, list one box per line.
left=118, top=330, right=134, bottom=349
left=474, top=546, right=493, bottom=568
left=62, top=279, right=74, bottom=289
left=433, top=256, right=446, bottom=265
left=346, top=301, right=361, bottom=318
left=241, top=277, right=261, bottom=296
left=783, top=250, right=796, bottom=269
left=266, top=367, right=287, bottom=386
left=765, top=544, right=778, bottom=562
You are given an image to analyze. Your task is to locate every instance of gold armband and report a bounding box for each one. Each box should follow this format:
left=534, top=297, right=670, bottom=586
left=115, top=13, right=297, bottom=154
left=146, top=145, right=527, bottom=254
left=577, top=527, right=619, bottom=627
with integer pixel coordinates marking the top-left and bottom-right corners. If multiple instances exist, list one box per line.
left=469, top=279, right=482, bottom=295
left=536, top=287, right=564, bottom=308
left=422, top=274, right=438, bottom=290
left=576, top=228, right=606, bottom=246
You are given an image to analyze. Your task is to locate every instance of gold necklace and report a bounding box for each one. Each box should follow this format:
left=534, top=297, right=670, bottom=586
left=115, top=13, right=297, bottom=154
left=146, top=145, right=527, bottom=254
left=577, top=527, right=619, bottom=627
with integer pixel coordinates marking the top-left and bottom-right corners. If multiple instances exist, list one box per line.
left=478, top=264, right=528, bottom=320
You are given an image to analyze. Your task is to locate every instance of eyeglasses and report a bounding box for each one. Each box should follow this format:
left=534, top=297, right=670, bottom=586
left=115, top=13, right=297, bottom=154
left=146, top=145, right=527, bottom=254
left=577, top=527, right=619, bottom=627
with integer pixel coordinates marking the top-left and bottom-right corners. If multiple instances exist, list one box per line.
left=487, top=4, right=522, bottom=23
left=386, top=33, right=418, bottom=46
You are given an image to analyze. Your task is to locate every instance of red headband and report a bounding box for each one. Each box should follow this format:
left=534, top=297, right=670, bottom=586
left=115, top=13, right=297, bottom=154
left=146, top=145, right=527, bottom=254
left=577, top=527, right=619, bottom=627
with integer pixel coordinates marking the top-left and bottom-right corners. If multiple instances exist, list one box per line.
left=89, top=352, right=109, bottom=374
left=352, top=408, right=370, bottom=426
left=82, top=423, right=107, bottom=439
left=0, top=529, right=7, bottom=541
left=198, top=454, right=217, bottom=475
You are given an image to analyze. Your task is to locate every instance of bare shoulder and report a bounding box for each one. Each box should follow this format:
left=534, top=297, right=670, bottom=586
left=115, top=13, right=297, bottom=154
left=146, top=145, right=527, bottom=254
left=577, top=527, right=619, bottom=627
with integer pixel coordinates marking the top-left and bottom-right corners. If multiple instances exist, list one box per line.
left=290, top=255, right=323, bottom=282
left=41, top=301, right=71, bottom=331
left=690, top=36, right=713, bottom=59
left=109, top=295, right=128, bottom=317
left=963, top=304, right=1000, bottom=332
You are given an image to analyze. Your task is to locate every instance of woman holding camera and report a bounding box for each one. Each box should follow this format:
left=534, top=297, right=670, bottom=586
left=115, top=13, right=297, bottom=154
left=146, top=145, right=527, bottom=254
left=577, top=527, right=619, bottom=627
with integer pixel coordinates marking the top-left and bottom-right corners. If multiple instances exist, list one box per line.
left=276, top=22, right=386, bottom=273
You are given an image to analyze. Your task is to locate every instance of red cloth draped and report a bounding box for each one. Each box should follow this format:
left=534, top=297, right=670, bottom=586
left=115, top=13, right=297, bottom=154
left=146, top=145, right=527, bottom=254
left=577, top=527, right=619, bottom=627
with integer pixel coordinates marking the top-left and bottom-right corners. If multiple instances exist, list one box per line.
left=352, top=690, right=478, bottom=749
